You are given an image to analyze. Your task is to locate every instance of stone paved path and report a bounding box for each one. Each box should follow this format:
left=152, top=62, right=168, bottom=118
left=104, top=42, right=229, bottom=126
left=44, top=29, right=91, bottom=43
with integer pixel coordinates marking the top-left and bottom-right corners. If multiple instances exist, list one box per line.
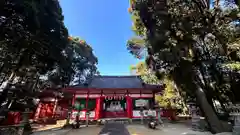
left=98, top=123, right=130, bottom=135
left=67, top=126, right=102, bottom=135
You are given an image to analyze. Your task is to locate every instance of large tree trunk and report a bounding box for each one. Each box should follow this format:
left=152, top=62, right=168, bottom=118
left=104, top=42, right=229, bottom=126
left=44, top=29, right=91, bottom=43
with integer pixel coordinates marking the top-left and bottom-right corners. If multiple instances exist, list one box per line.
left=192, top=68, right=230, bottom=133
left=194, top=83, right=226, bottom=133
left=172, top=60, right=228, bottom=133
left=205, top=92, right=218, bottom=115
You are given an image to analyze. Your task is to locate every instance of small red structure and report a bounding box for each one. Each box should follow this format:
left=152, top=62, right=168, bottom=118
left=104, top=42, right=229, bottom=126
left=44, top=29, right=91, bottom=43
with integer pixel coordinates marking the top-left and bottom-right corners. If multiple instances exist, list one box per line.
left=34, top=76, right=164, bottom=122
left=33, top=90, right=71, bottom=123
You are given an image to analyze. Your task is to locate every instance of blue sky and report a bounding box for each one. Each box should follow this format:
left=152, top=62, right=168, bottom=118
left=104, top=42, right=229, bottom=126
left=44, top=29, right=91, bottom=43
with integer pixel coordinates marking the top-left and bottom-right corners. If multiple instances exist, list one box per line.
left=60, top=0, right=140, bottom=75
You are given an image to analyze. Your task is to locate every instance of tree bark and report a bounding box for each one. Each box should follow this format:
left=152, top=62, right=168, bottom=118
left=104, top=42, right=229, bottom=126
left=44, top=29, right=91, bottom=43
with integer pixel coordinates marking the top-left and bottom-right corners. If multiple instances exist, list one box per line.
left=194, top=85, right=225, bottom=133
left=0, top=72, right=16, bottom=105
left=192, top=69, right=227, bottom=133
left=0, top=49, right=28, bottom=106
left=205, top=92, right=218, bottom=115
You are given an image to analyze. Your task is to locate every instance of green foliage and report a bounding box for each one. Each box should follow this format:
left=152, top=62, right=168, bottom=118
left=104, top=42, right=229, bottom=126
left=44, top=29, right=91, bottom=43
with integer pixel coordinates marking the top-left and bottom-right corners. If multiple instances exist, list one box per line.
left=130, top=61, right=183, bottom=109
left=155, top=77, right=182, bottom=109
left=130, top=11, right=146, bottom=36
left=127, top=0, right=240, bottom=132
left=0, top=2, right=62, bottom=116
left=0, top=0, right=99, bottom=114
left=68, top=36, right=98, bottom=85
left=130, top=61, right=159, bottom=84
left=127, top=0, right=240, bottom=101
left=222, top=62, right=240, bottom=70
left=127, top=37, right=147, bottom=59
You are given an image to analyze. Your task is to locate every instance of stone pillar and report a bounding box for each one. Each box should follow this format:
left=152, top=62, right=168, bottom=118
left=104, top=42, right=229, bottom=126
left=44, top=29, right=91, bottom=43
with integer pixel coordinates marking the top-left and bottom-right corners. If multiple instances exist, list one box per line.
left=65, top=99, right=72, bottom=126
left=157, top=107, right=163, bottom=124
left=76, top=111, right=80, bottom=128
left=231, top=104, right=240, bottom=135
left=65, top=110, right=72, bottom=125
left=140, top=108, right=144, bottom=124
left=18, top=109, right=31, bottom=135
left=188, top=102, right=202, bottom=131
left=85, top=110, right=89, bottom=127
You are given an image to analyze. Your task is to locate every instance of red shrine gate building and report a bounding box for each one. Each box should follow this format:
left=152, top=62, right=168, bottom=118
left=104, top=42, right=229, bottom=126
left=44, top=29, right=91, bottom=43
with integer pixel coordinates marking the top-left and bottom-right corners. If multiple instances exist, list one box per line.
left=34, top=76, right=164, bottom=122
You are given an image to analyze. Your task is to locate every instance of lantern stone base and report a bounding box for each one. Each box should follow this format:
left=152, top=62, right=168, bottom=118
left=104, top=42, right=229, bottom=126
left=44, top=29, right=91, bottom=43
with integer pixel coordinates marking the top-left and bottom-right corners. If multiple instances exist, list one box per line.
left=191, top=117, right=208, bottom=132
left=128, top=119, right=132, bottom=124
left=233, top=125, right=240, bottom=135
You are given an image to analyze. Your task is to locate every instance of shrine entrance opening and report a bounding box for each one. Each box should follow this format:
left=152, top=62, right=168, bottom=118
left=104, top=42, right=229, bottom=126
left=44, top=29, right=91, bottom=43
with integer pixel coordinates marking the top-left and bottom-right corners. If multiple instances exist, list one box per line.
left=103, top=96, right=127, bottom=118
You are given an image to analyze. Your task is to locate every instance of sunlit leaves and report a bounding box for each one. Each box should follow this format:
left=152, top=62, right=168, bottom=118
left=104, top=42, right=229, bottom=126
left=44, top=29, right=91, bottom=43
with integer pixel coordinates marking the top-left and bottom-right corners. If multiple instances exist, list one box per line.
left=127, top=0, right=240, bottom=107
left=155, top=77, right=181, bottom=109
left=68, top=36, right=98, bottom=85
left=130, top=11, right=147, bottom=36
left=127, top=36, right=147, bottom=59
left=222, top=62, right=240, bottom=70
left=130, top=61, right=182, bottom=109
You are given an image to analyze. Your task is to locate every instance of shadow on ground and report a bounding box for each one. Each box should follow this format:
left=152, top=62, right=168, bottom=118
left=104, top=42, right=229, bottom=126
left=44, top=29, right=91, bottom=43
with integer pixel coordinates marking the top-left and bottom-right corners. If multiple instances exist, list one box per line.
left=98, top=123, right=130, bottom=135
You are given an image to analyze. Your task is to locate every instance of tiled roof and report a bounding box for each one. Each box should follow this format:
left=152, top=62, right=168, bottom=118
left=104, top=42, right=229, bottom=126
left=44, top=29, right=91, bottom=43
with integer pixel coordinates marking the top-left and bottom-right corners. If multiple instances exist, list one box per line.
left=71, top=75, right=164, bottom=90
left=87, top=75, right=144, bottom=88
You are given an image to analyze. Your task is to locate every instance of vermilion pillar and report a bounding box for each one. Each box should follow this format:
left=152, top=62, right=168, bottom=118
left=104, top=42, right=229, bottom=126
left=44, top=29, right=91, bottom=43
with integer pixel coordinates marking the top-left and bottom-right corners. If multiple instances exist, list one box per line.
left=95, top=96, right=103, bottom=120
left=126, top=96, right=133, bottom=118
left=52, top=98, right=58, bottom=118
left=34, top=103, right=42, bottom=121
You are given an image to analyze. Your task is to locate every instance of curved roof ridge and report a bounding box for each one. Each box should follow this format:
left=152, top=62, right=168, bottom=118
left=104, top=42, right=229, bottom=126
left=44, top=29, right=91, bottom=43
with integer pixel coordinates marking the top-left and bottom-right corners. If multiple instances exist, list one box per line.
left=86, top=75, right=143, bottom=88
left=70, top=75, right=164, bottom=89
left=93, top=75, right=141, bottom=78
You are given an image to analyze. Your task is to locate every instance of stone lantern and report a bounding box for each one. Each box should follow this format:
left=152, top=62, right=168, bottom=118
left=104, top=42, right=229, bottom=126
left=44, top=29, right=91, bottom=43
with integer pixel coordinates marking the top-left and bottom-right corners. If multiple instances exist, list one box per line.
left=229, top=104, right=240, bottom=135
left=18, top=108, right=32, bottom=135
left=86, top=110, right=90, bottom=127
left=154, top=103, right=163, bottom=124
left=187, top=102, right=202, bottom=131
left=139, top=107, right=144, bottom=124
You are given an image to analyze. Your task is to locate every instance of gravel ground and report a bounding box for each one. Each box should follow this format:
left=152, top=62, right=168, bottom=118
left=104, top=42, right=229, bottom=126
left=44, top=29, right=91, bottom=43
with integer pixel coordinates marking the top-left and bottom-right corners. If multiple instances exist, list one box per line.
left=67, top=126, right=102, bottom=135
left=98, top=123, right=130, bottom=135
left=126, top=123, right=232, bottom=135
left=31, top=128, right=71, bottom=135
left=66, top=123, right=213, bottom=135
left=127, top=124, right=208, bottom=135
left=31, top=123, right=232, bottom=135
